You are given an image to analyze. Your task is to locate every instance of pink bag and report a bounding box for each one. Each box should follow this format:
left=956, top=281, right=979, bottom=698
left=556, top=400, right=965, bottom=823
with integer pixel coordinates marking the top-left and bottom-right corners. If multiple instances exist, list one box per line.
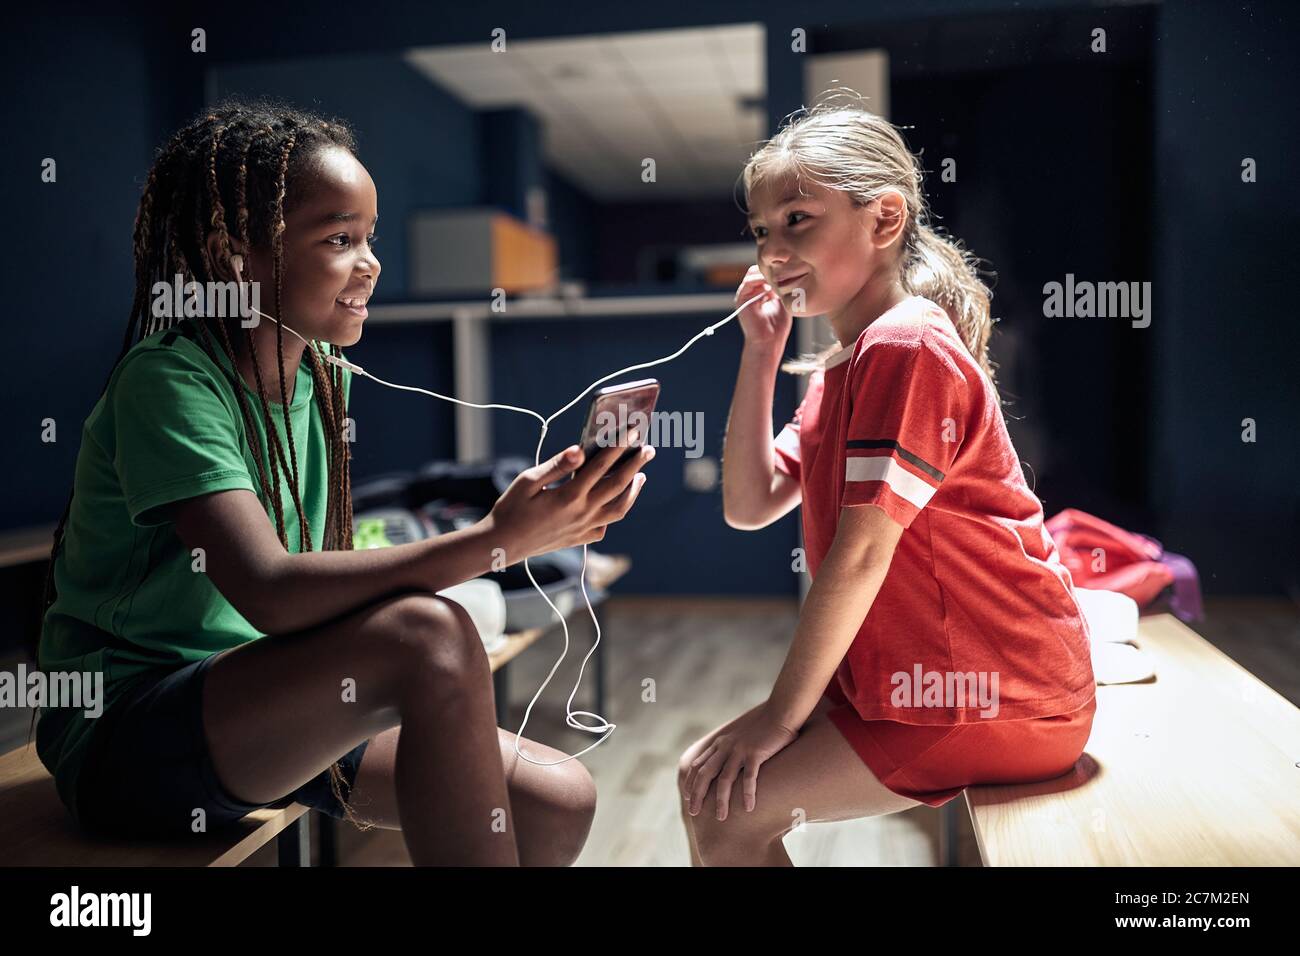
left=1046, top=508, right=1204, bottom=622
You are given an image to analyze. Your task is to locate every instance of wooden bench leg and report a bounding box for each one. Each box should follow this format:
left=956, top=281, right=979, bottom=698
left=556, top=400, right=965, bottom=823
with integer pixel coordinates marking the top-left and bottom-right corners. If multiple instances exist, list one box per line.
left=938, top=802, right=960, bottom=867
left=277, top=815, right=311, bottom=867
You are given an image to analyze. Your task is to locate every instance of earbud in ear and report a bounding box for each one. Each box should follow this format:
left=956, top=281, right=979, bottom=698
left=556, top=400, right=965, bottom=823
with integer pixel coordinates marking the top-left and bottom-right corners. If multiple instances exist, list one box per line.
left=230, top=254, right=244, bottom=281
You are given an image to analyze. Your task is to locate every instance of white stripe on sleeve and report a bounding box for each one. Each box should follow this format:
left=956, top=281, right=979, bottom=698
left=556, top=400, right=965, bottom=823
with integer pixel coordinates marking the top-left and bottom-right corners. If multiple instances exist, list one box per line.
left=845, top=455, right=938, bottom=510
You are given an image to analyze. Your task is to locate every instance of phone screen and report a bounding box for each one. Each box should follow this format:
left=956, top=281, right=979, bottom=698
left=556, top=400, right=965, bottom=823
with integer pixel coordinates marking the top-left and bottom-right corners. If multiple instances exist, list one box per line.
left=578, top=379, right=660, bottom=468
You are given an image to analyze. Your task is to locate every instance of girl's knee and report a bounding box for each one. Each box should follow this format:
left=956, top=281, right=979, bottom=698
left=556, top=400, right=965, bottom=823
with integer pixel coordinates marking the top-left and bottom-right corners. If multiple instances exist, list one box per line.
left=554, top=763, right=598, bottom=863
left=517, top=761, right=596, bottom=866
left=683, top=779, right=788, bottom=851
left=378, top=593, right=488, bottom=689
left=526, top=752, right=598, bottom=818
left=675, top=752, right=693, bottom=793
left=690, top=804, right=784, bottom=863
left=428, top=594, right=481, bottom=647
left=675, top=733, right=715, bottom=788
left=563, top=759, right=598, bottom=820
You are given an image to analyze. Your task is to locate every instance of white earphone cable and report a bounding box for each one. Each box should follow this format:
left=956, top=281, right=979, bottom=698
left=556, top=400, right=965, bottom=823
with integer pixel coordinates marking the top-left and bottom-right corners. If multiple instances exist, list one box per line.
left=237, top=285, right=765, bottom=764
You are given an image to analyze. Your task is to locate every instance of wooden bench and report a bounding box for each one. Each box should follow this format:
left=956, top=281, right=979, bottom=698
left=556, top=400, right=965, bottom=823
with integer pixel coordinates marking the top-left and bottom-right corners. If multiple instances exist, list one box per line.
left=0, top=749, right=314, bottom=867
left=0, top=559, right=629, bottom=867
left=961, top=612, right=1300, bottom=866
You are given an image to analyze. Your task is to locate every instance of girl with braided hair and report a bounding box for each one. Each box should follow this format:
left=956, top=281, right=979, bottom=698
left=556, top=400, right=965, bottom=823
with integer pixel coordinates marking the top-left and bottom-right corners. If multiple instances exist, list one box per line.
left=34, top=98, right=650, bottom=865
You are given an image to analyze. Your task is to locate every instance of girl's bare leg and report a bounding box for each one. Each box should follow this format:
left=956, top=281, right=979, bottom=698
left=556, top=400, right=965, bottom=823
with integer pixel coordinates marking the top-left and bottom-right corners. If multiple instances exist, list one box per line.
left=677, top=695, right=919, bottom=867
left=201, top=592, right=521, bottom=865
left=342, top=725, right=597, bottom=866
left=677, top=700, right=768, bottom=867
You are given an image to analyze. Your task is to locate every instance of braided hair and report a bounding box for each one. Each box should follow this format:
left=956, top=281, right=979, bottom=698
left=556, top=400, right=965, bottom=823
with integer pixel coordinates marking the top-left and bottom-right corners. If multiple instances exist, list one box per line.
left=39, top=97, right=366, bottom=826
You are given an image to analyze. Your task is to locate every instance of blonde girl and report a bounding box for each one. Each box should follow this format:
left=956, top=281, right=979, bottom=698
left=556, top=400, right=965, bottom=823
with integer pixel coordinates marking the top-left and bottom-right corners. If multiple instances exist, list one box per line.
left=678, top=100, right=1096, bottom=866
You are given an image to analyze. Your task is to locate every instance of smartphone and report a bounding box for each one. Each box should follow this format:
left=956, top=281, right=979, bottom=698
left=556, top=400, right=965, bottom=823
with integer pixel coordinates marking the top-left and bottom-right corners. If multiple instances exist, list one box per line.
left=578, top=379, right=660, bottom=470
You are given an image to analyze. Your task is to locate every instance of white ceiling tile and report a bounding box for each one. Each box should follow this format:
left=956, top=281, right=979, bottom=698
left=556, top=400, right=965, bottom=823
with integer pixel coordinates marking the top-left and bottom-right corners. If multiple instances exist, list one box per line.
left=406, top=23, right=767, bottom=200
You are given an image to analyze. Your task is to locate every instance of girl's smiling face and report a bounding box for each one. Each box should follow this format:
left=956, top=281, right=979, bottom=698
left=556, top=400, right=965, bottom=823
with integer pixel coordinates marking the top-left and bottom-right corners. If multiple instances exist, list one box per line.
left=746, top=172, right=903, bottom=323
left=237, top=145, right=381, bottom=347
left=747, top=174, right=870, bottom=317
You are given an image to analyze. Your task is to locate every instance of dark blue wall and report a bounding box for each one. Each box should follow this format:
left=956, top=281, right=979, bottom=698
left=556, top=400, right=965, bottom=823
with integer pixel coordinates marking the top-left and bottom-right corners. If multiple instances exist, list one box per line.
left=3, top=14, right=197, bottom=529
left=481, top=108, right=544, bottom=224
left=590, top=200, right=749, bottom=286
left=7, top=1, right=1299, bottom=601
left=210, top=53, right=474, bottom=476
left=544, top=167, right=596, bottom=282
left=489, top=313, right=801, bottom=595
left=1149, top=0, right=1300, bottom=595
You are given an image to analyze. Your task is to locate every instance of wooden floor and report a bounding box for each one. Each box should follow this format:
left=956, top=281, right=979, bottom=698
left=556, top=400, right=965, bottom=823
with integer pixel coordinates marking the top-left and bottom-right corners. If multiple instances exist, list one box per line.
left=17, top=595, right=1295, bottom=867
left=255, top=596, right=976, bottom=867
left=248, top=594, right=1299, bottom=867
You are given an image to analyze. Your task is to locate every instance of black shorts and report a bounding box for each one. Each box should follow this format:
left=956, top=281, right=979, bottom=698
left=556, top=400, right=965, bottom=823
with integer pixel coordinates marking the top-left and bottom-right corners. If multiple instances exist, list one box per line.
left=75, top=649, right=370, bottom=839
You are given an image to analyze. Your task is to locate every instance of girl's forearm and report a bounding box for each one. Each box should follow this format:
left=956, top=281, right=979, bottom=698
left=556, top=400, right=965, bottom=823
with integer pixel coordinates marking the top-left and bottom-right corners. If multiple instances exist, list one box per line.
left=767, top=545, right=893, bottom=729
left=255, top=515, right=515, bottom=635
left=722, top=342, right=784, bottom=522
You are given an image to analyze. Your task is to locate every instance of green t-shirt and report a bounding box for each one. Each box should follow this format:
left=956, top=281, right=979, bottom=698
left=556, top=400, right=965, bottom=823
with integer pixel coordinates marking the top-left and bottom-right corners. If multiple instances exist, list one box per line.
left=36, top=317, right=351, bottom=823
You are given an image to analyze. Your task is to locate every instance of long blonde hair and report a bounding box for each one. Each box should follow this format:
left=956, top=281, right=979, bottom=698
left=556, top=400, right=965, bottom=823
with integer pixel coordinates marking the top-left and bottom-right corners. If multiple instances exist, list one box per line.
left=741, top=94, right=999, bottom=398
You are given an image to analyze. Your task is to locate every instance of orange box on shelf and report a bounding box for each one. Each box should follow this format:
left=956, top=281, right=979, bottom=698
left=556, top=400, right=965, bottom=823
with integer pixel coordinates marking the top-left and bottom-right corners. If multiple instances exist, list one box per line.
left=409, top=207, right=557, bottom=297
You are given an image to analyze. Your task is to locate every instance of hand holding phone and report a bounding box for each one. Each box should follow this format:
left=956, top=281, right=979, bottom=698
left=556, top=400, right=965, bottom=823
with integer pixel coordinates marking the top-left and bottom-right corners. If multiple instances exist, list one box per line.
left=577, top=379, right=660, bottom=475
left=487, top=381, right=660, bottom=560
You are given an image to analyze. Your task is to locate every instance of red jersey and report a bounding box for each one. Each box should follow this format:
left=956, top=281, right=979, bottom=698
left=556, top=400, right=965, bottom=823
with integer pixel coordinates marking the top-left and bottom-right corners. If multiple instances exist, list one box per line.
left=773, top=295, right=1095, bottom=724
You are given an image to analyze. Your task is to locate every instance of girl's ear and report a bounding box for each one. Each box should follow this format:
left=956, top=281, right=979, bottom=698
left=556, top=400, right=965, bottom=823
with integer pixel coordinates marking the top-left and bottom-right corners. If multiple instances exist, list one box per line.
left=205, top=231, right=246, bottom=282
left=870, top=190, right=909, bottom=250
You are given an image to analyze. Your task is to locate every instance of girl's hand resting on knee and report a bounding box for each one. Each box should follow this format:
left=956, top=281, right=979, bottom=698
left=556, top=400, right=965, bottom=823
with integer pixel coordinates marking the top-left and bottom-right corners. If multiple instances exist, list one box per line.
left=486, top=432, right=653, bottom=564
left=683, top=702, right=799, bottom=822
